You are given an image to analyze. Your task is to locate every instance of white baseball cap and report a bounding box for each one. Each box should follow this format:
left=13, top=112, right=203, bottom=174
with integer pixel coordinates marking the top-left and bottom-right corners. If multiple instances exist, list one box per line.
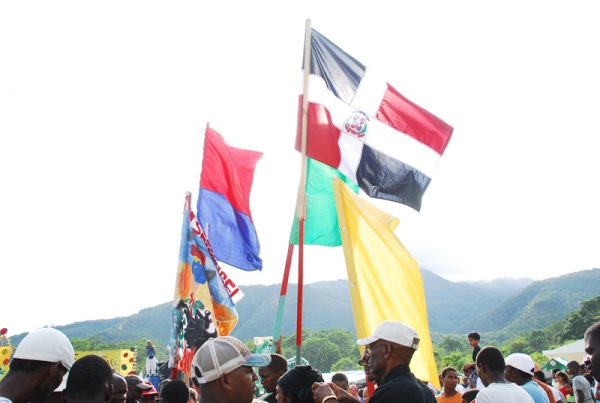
left=357, top=321, right=420, bottom=350
left=13, top=328, right=75, bottom=370
left=192, top=336, right=271, bottom=384
left=505, top=353, right=535, bottom=376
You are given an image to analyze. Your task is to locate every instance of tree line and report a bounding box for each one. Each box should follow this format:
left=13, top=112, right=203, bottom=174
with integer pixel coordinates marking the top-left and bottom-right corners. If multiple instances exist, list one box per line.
left=66, top=294, right=600, bottom=375
left=435, top=295, right=600, bottom=371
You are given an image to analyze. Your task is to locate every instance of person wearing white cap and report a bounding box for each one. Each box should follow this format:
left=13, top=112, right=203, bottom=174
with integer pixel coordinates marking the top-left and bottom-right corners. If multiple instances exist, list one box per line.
left=475, top=347, right=534, bottom=403
left=313, top=320, right=435, bottom=403
left=0, top=328, right=74, bottom=403
left=40, top=373, right=69, bottom=403
left=191, top=336, right=270, bottom=403
left=505, top=353, right=550, bottom=403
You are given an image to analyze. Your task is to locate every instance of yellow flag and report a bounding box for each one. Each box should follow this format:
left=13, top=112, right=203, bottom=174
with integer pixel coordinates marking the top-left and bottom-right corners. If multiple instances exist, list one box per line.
left=332, top=178, right=440, bottom=389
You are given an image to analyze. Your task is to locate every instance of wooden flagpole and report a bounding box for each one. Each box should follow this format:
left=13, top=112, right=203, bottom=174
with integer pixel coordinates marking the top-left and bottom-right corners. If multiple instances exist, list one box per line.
left=294, top=18, right=312, bottom=366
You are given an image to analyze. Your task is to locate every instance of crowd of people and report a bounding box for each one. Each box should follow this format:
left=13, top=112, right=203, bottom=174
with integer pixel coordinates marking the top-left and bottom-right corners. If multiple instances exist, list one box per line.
left=1, top=320, right=599, bottom=403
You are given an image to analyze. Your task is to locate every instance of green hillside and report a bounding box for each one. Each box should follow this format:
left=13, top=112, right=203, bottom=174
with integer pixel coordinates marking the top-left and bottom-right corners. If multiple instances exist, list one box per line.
left=454, top=268, right=600, bottom=338
left=10, top=269, right=532, bottom=345
left=420, top=269, right=523, bottom=332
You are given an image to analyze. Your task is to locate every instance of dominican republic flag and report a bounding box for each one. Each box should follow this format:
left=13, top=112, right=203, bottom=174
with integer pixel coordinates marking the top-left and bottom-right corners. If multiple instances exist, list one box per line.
left=198, top=127, right=263, bottom=271
left=296, top=29, right=453, bottom=211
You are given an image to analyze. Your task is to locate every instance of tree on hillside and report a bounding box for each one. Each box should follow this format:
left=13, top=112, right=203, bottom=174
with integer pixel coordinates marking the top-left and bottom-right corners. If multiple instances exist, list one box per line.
left=270, top=328, right=359, bottom=371
left=313, top=328, right=359, bottom=358
left=558, top=296, right=600, bottom=343
left=331, top=357, right=361, bottom=372
left=302, top=337, right=341, bottom=373
left=439, top=351, right=468, bottom=370
left=438, top=336, right=470, bottom=355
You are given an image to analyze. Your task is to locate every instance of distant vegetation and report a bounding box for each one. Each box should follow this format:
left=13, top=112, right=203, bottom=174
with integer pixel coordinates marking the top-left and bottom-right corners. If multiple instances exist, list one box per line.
left=435, top=294, right=600, bottom=371
left=278, top=328, right=362, bottom=373
left=11, top=269, right=538, bottom=346
left=9, top=268, right=600, bottom=375
left=455, top=268, right=600, bottom=339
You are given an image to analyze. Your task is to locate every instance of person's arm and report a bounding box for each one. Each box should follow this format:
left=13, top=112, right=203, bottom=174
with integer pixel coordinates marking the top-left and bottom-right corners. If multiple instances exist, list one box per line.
left=575, top=389, right=584, bottom=403
left=275, top=335, right=283, bottom=355
left=594, top=383, right=600, bottom=401
left=312, top=382, right=360, bottom=403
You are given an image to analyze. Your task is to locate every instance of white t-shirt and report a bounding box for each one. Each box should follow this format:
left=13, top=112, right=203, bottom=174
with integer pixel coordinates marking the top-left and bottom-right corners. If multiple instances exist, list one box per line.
left=477, top=377, right=485, bottom=390
left=549, top=386, right=567, bottom=403
left=572, top=375, right=595, bottom=403
left=476, top=382, right=535, bottom=403
left=0, top=397, right=13, bottom=403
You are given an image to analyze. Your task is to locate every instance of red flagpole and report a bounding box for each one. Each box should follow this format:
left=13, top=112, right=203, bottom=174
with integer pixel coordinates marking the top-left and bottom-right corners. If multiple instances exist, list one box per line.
left=271, top=244, right=294, bottom=353
left=296, top=219, right=304, bottom=362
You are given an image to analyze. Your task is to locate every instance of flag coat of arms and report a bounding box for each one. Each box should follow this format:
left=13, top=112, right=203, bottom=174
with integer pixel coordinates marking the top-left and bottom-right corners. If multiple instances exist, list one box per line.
left=296, top=29, right=453, bottom=211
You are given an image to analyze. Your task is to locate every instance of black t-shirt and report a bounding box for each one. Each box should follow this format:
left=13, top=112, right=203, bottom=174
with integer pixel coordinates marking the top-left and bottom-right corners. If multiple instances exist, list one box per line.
left=472, top=345, right=481, bottom=362
left=262, top=392, right=277, bottom=403
left=369, top=364, right=435, bottom=403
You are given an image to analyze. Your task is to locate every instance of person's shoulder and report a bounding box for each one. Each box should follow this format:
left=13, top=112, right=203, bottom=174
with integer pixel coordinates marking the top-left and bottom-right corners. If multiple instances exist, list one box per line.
left=435, top=394, right=462, bottom=403
left=483, top=383, right=535, bottom=402
left=371, top=373, right=424, bottom=401
left=573, top=375, right=590, bottom=388
left=259, top=392, right=277, bottom=403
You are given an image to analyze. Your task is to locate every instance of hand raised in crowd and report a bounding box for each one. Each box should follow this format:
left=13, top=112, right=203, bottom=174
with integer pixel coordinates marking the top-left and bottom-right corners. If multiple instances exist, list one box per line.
left=311, top=382, right=360, bottom=403
left=327, top=383, right=360, bottom=403
left=312, top=382, right=337, bottom=403
left=275, top=334, right=283, bottom=355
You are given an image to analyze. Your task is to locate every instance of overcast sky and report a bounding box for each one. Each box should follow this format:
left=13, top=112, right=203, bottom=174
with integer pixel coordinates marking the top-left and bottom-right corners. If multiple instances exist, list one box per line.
left=2, top=1, right=599, bottom=335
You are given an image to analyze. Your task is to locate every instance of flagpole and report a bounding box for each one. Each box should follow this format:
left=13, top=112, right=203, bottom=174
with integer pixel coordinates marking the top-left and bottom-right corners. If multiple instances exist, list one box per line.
left=294, top=18, right=312, bottom=366
left=271, top=244, right=294, bottom=353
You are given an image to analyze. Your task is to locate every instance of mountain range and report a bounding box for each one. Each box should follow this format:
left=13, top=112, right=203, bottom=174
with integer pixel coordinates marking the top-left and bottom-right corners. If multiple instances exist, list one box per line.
left=10, top=268, right=600, bottom=345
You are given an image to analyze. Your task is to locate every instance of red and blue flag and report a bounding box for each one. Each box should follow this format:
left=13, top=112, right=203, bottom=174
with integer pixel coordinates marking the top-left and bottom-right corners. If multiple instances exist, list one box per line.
left=197, top=127, right=263, bottom=271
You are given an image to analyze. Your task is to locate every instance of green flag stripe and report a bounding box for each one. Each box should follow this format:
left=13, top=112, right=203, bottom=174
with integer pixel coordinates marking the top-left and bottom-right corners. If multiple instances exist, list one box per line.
left=289, top=158, right=359, bottom=246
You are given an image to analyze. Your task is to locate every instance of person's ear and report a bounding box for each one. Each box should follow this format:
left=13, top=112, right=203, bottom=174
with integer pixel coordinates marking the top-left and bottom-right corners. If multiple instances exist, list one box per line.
left=48, top=361, right=61, bottom=376
left=105, top=384, right=114, bottom=402
left=221, top=373, right=233, bottom=392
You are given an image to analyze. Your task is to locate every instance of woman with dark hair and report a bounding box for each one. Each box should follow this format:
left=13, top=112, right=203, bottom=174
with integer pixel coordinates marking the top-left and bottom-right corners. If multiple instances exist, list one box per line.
left=276, top=366, right=324, bottom=403
left=555, top=371, right=573, bottom=402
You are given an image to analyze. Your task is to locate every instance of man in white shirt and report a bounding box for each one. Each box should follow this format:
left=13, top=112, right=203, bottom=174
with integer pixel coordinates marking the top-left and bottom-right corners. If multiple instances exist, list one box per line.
left=475, top=346, right=534, bottom=403
left=567, top=361, right=594, bottom=403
